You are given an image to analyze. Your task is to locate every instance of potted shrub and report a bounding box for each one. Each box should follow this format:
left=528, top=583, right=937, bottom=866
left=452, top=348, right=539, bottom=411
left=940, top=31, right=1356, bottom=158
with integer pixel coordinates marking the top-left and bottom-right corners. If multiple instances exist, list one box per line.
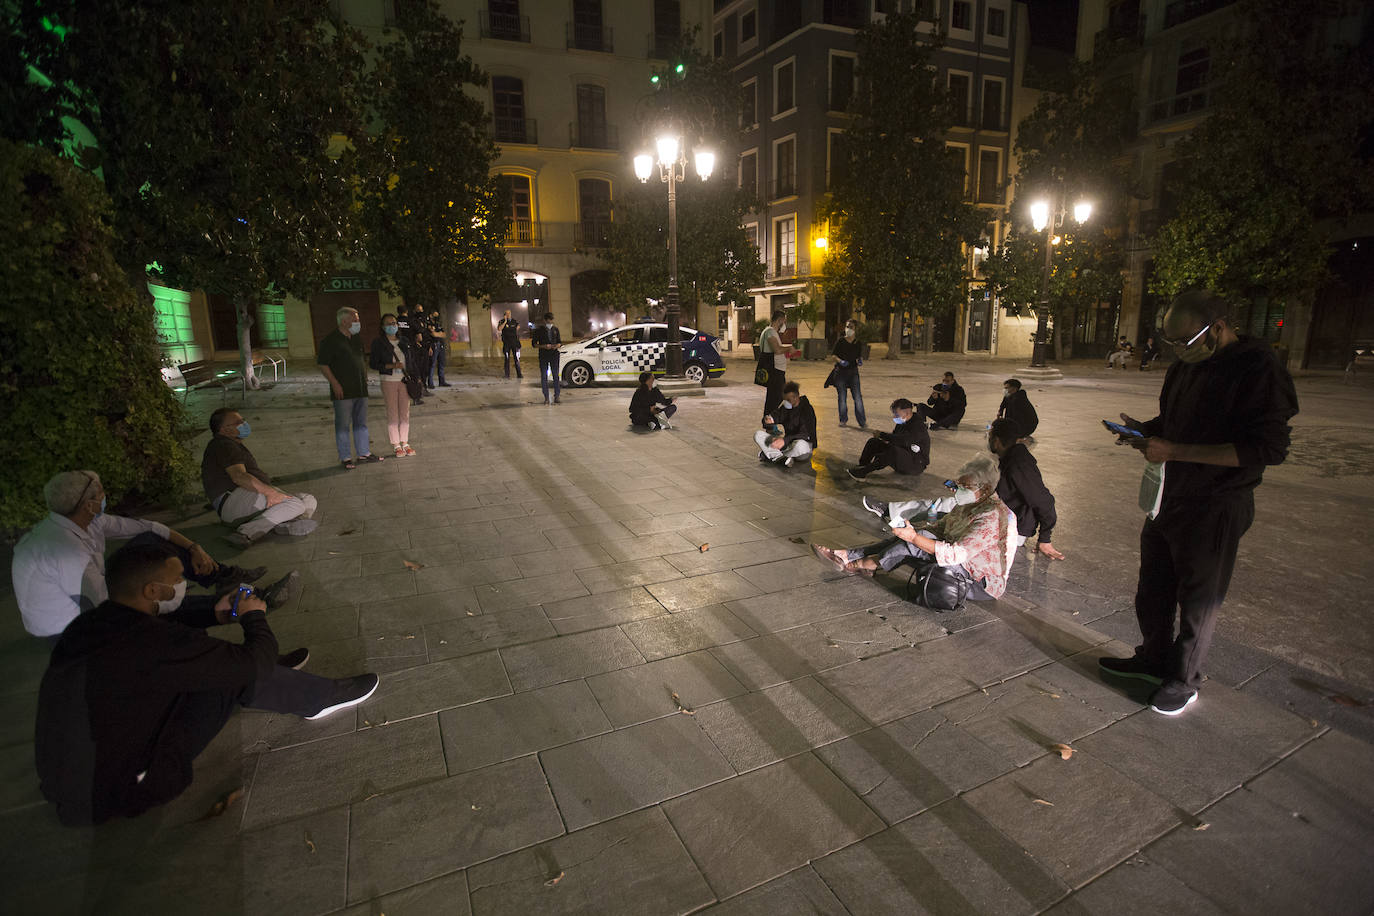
left=750, top=317, right=770, bottom=360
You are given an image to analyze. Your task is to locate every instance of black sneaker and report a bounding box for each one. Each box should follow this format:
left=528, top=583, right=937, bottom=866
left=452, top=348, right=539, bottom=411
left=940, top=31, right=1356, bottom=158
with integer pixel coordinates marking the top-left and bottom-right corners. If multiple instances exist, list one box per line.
left=258, top=570, right=301, bottom=609
left=277, top=648, right=309, bottom=670
left=862, top=497, right=888, bottom=518
left=1149, top=682, right=1198, bottom=716
left=846, top=467, right=868, bottom=481
left=307, top=673, right=380, bottom=720
left=1098, top=655, right=1165, bottom=685
left=212, top=564, right=267, bottom=587
left=438, top=381, right=452, bottom=387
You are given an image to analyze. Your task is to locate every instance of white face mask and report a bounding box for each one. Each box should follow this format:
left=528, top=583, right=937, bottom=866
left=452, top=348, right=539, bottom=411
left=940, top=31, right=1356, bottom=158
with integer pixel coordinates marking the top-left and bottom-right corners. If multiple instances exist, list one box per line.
left=844, top=327, right=856, bottom=339
left=781, top=400, right=794, bottom=409
left=953, top=487, right=979, bottom=506
left=153, top=579, right=187, bottom=613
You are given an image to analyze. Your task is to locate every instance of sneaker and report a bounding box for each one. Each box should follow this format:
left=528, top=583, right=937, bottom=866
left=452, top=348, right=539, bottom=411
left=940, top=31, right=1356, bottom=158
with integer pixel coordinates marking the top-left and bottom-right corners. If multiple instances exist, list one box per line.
left=438, top=381, right=452, bottom=387
left=1149, top=683, right=1198, bottom=716
left=212, top=564, right=267, bottom=588
left=846, top=467, right=868, bottom=481
left=307, top=673, right=380, bottom=720
left=838, top=420, right=847, bottom=427
left=224, top=530, right=264, bottom=549
left=277, top=647, right=310, bottom=670
left=554, top=397, right=562, bottom=404
left=758, top=452, right=769, bottom=462
left=784, top=457, right=795, bottom=468
left=862, top=497, right=889, bottom=519
left=1098, top=655, right=1165, bottom=685
left=259, top=570, right=301, bottom=609
left=273, top=519, right=318, bottom=537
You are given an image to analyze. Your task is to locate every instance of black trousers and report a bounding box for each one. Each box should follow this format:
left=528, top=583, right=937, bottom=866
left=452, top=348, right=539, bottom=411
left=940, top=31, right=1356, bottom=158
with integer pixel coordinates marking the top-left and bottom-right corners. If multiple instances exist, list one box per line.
left=1133, top=496, right=1254, bottom=690
left=762, top=368, right=786, bottom=421
left=857, top=437, right=893, bottom=472
left=917, top=403, right=964, bottom=429
left=503, top=345, right=522, bottom=377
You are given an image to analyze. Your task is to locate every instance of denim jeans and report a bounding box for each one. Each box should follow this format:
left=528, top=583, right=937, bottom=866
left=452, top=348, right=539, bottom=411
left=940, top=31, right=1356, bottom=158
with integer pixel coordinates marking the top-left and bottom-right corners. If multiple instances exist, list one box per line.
left=836, top=371, right=866, bottom=426
left=332, top=397, right=371, bottom=461
left=539, top=352, right=561, bottom=401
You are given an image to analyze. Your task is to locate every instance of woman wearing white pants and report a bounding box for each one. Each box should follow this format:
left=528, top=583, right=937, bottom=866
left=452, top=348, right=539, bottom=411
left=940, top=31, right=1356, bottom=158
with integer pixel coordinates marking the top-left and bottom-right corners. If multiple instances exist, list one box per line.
left=369, top=314, right=415, bottom=457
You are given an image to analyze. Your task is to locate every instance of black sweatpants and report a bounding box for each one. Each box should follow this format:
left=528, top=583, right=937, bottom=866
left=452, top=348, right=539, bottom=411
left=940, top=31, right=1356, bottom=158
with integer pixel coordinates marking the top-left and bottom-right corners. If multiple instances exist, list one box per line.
left=1133, top=495, right=1254, bottom=690
left=762, top=368, right=786, bottom=422
left=857, top=437, right=894, bottom=473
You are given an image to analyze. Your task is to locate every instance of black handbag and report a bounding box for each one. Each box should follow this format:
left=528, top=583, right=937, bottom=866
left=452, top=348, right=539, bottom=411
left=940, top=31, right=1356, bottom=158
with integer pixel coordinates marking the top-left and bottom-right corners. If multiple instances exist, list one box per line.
left=403, top=374, right=424, bottom=401
left=905, top=559, right=972, bottom=611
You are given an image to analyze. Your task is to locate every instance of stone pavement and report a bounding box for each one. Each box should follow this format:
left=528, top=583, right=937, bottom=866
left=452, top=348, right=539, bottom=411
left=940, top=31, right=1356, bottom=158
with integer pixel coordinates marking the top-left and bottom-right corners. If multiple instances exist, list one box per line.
left=1, top=356, right=1372, bottom=914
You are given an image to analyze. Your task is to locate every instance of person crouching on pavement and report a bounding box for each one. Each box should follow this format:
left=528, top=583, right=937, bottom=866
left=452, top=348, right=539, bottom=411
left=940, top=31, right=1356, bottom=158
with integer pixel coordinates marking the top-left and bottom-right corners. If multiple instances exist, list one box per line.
left=34, top=539, right=379, bottom=826
left=847, top=398, right=930, bottom=480
left=988, top=418, right=1064, bottom=560
left=202, top=407, right=319, bottom=549
left=755, top=381, right=817, bottom=469
left=629, top=372, right=677, bottom=430
left=916, top=372, right=967, bottom=430
left=814, top=454, right=1015, bottom=600
left=996, top=379, right=1039, bottom=440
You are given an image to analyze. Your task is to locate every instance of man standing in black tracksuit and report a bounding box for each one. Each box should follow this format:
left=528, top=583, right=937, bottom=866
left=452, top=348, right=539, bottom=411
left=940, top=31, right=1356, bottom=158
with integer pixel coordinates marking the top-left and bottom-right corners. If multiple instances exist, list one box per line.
left=988, top=418, right=1063, bottom=560
left=847, top=398, right=930, bottom=480
left=1100, top=290, right=1298, bottom=717
left=34, top=540, right=379, bottom=826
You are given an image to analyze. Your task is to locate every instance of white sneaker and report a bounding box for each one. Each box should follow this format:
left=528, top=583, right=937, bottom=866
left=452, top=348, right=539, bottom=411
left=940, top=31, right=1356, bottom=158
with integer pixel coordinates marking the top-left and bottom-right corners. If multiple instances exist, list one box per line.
left=307, top=674, right=380, bottom=720
left=784, top=457, right=795, bottom=468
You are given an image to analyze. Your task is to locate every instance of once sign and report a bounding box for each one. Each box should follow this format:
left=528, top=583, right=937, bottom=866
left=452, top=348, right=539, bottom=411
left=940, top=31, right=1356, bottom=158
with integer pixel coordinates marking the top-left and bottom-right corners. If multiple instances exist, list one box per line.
left=325, top=276, right=375, bottom=292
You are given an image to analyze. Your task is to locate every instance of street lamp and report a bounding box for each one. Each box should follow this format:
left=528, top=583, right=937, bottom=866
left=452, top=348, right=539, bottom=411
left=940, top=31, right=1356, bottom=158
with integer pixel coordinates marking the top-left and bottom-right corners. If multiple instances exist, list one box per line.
left=1028, top=191, right=1092, bottom=368
left=635, top=130, right=715, bottom=377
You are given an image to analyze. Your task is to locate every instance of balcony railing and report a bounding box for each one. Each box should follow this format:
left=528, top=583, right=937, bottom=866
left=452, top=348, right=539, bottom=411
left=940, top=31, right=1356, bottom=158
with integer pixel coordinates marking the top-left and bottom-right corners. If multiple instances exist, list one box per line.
left=481, top=11, right=530, bottom=42
left=1094, top=15, right=1146, bottom=54
left=646, top=31, right=676, bottom=59
left=771, top=178, right=797, bottom=199
left=574, top=220, right=613, bottom=249
left=1163, top=0, right=1235, bottom=30
left=567, top=22, right=613, bottom=52
left=1144, top=86, right=1210, bottom=125
left=568, top=122, right=619, bottom=150
left=765, top=256, right=811, bottom=281
left=492, top=116, right=538, bottom=145
left=504, top=218, right=542, bottom=246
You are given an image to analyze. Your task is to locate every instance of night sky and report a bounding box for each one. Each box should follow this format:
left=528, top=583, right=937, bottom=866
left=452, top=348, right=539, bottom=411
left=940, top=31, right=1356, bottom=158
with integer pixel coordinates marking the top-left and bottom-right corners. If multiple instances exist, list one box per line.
left=1025, top=0, right=1080, bottom=51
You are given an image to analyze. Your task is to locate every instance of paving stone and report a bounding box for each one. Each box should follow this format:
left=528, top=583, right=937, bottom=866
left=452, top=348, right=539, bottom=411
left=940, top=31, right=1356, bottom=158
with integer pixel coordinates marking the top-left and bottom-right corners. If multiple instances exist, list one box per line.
left=358, top=587, right=483, bottom=633
left=511, top=544, right=617, bottom=576
left=473, top=572, right=589, bottom=614
left=425, top=606, right=555, bottom=659
left=733, top=556, right=839, bottom=593
left=746, top=510, right=846, bottom=539
left=296, top=569, right=419, bottom=611
left=701, top=865, right=847, bottom=915
left=359, top=653, right=511, bottom=725
left=1238, top=663, right=1374, bottom=745
left=647, top=571, right=763, bottom=612
left=491, top=511, right=582, bottom=535
left=439, top=680, right=612, bottom=774
left=935, top=620, right=1061, bottom=686
left=260, top=604, right=360, bottom=647
left=1244, top=728, right=1374, bottom=849
left=0, top=689, right=39, bottom=749
left=540, top=587, right=664, bottom=635
left=815, top=709, right=1015, bottom=825
left=621, top=512, right=712, bottom=536
left=989, top=598, right=1115, bottom=659
left=448, top=503, right=534, bottom=526
left=663, top=538, right=810, bottom=577
left=540, top=715, right=734, bottom=830
left=694, top=677, right=869, bottom=772
left=587, top=652, right=749, bottom=727
left=1040, top=856, right=1227, bottom=916
left=297, top=630, right=430, bottom=678
left=568, top=502, right=654, bottom=525
left=620, top=605, right=758, bottom=661
left=663, top=753, right=884, bottom=899
left=347, top=756, right=565, bottom=903
left=574, top=558, right=685, bottom=594
left=0, top=741, right=42, bottom=813
left=677, top=521, right=774, bottom=549
left=818, top=647, right=979, bottom=725
left=1144, top=786, right=1374, bottom=916
left=342, top=869, right=471, bottom=916
left=290, top=553, right=363, bottom=587
left=1075, top=683, right=1321, bottom=811
left=1198, top=635, right=1279, bottom=688
left=599, top=532, right=701, bottom=563
left=962, top=750, right=1179, bottom=888
left=366, top=511, right=454, bottom=534
left=723, top=577, right=898, bottom=633
left=243, top=715, right=447, bottom=829
left=501, top=628, right=646, bottom=692
left=237, top=704, right=359, bottom=755
left=542, top=521, right=639, bottom=547
left=813, top=798, right=1069, bottom=916
left=466, top=807, right=714, bottom=916
left=413, top=558, right=524, bottom=594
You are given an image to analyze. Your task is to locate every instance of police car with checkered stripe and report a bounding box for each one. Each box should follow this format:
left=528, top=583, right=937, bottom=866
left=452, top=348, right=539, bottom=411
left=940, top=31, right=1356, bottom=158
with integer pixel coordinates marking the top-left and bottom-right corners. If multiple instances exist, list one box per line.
left=559, top=323, right=726, bottom=387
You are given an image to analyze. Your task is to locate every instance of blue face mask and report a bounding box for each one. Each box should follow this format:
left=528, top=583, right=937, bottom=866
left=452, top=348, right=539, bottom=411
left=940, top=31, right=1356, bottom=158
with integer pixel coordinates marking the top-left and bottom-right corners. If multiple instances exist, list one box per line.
left=384, top=325, right=398, bottom=336
left=237, top=421, right=251, bottom=438
left=892, top=416, right=906, bottom=425
left=349, top=321, right=362, bottom=335
left=96, top=496, right=106, bottom=516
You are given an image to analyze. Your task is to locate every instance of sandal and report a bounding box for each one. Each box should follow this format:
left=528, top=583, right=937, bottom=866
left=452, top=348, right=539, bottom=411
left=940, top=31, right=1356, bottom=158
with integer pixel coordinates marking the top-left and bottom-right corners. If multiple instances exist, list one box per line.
left=394, top=446, right=406, bottom=458
left=403, top=444, right=416, bottom=456
left=341, top=459, right=356, bottom=471
left=358, top=453, right=384, bottom=463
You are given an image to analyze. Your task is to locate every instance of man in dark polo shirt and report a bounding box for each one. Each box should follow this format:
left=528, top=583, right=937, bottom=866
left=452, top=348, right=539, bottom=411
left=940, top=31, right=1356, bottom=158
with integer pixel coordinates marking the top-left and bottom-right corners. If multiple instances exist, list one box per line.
left=203, top=407, right=319, bottom=548
left=316, top=306, right=383, bottom=470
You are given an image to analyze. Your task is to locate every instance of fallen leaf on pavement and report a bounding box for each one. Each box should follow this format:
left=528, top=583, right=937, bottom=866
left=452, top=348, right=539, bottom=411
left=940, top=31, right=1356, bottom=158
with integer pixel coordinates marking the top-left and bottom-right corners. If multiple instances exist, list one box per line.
left=1032, top=798, right=1054, bottom=807
left=305, top=836, right=316, bottom=853
left=439, top=639, right=448, bottom=645
left=544, top=871, right=565, bottom=887
left=788, top=536, right=805, bottom=544
left=1193, top=822, right=1210, bottom=831
left=403, top=559, right=424, bottom=570
left=699, top=543, right=710, bottom=552
left=1050, top=743, right=1074, bottom=760
left=339, top=527, right=358, bottom=536
left=200, top=787, right=244, bottom=820
left=1329, top=694, right=1366, bottom=707
left=671, top=691, right=696, bottom=716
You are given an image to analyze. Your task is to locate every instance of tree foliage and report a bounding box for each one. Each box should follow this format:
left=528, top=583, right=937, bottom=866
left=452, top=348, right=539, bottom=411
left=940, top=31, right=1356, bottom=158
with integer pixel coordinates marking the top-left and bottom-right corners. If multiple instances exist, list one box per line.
left=1150, top=0, right=1374, bottom=308
left=356, top=1, right=509, bottom=309
left=820, top=12, right=984, bottom=356
left=0, top=140, right=195, bottom=531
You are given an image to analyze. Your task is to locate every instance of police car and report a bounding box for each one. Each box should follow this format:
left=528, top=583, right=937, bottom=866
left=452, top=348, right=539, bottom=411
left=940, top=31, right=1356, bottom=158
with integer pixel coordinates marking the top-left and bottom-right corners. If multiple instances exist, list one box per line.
left=559, top=322, right=726, bottom=387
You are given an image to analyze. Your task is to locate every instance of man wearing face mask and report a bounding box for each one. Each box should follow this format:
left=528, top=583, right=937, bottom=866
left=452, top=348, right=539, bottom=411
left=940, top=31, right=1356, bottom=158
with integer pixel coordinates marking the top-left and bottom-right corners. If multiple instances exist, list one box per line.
left=988, top=418, right=1063, bottom=560
left=497, top=309, right=523, bottom=379
left=1100, top=290, right=1298, bottom=716
left=11, top=470, right=280, bottom=640
left=34, top=539, right=378, bottom=826
left=202, top=408, right=320, bottom=548
left=531, top=311, right=563, bottom=404
left=755, top=381, right=817, bottom=468
left=846, top=398, right=930, bottom=480
left=828, top=319, right=866, bottom=428
left=996, top=378, right=1039, bottom=440
left=317, top=307, right=383, bottom=470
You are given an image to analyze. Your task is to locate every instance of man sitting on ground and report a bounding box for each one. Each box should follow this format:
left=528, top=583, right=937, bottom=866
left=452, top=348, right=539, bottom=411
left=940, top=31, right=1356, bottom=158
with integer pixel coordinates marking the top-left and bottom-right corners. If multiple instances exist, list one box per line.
left=847, top=398, right=930, bottom=480
left=917, top=372, right=967, bottom=429
left=12, top=470, right=296, bottom=640
left=988, top=418, right=1064, bottom=560
left=203, top=407, right=319, bottom=549
left=629, top=371, right=677, bottom=430
left=755, top=381, right=817, bottom=469
left=35, top=540, right=378, bottom=826
left=996, top=378, right=1039, bottom=440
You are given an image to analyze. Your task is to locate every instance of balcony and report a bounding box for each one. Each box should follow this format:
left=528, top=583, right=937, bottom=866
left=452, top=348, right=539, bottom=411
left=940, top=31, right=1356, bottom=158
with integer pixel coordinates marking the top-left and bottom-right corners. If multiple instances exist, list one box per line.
left=504, top=218, right=542, bottom=246
left=492, top=116, right=538, bottom=145
left=771, top=178, right=797, bottom=200
left=567, top=22, right=613, bottom=53
left=1094, top=16, right=1146, bottom=54
left=647, top=31, right=676, bottom=60
left=568, top=122, right=619, bottom=150
left=1163, top=0, right=1235, bottom=30
left=574, top=220, right=613, bottom=249
left=765, top=256, right=811, bottom=281
left=1144, top=86, right=1210, bottom=126
left=481, top=11, right=530, bottom=42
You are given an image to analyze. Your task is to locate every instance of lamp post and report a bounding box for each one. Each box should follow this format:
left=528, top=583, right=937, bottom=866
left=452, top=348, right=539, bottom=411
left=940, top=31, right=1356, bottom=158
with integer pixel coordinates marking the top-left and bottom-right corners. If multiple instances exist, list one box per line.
left=634, top=134, right=714, bottom=377
left=1028, top=194, right=1092, bottom=368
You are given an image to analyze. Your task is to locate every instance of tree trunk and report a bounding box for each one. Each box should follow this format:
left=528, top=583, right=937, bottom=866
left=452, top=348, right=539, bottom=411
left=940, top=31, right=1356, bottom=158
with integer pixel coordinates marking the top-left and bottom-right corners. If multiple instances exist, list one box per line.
left=923, top=312, right=934, bottom=355
left=234, top=294, right=260, bottom=390
left=884, top=301, right=901, bottom=359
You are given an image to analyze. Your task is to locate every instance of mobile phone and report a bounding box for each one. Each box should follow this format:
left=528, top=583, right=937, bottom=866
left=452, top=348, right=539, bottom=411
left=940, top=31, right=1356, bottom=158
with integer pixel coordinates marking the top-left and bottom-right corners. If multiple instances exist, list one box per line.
left=1102, top=419, right=1144, bottom=438
left=943, top=479, right=957, bottom=489
left=228, top=584, right=254, bottom=619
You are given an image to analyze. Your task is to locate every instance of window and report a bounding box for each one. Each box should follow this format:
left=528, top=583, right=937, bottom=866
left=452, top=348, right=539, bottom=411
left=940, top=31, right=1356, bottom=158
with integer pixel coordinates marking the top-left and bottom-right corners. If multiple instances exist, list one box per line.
left=773, top=137, right=796, bottom=198
left=741, top=80, right=757, bottom=127
left=571, top=0, right=607, bottom=52
left=150, top=283, right=198, bottom=366
left=951, top=0, right=972, bottom=30
left=578, top=178, right=611, bottom=248
left=713, top=29, right=723, bottom=57
left=977, top=148, right=1001, bottom=203
left=652, top=0, right=679, bottom=58
left=773, top=0, right=801, bottom=41
left=774, top=59, right=795, bottom=115
left=740, top=8, right=757, bottom=44
left=740, top=150, right=758, bottom=197
left=485, top=0, right=527, bottom=42
left=500, top=174, right=535, bottom=243
left=1176, top=45, right=1209, bottom=96
left=986, top=6, right=1006, bottom=37
left=743, top=223, right=760, bottom=261
left=981, top=78, right=1004, bottom=130
left=258, top=301, right=288, bottom=349
left=774, top=216, right=796, bottom=270
left=946, top=144, right=968, bottom=193
left=827, top=130, right=849, bottom=189
left=492, top=76, right=530, bottom=143
left=605, top=327, right=643, bottom=346
left=829, top=53, right=855, bottom=112
left=575, top=84, right=608, bottom=148
left=948, top=72, right=971, bottom=126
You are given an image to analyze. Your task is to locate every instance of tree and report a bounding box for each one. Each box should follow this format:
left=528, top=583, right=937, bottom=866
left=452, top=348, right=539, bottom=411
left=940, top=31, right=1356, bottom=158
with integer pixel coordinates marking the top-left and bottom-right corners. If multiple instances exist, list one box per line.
left=356, top=1, right=510, bottom=312
left=10, top=1, right=370, bottom=388
left=821, top=12, right=984, bottom=358
left=599, top=40, right=763, bottom=324
left=1149, top=0, right=1374, bottom=317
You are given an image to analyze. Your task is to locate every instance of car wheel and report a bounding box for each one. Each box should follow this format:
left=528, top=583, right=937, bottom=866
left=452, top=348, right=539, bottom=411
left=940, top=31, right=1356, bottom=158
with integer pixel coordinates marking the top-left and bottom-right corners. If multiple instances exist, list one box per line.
left=564, top=361, right=593, bottom=387
left=684, top=361, right=707, bottom=385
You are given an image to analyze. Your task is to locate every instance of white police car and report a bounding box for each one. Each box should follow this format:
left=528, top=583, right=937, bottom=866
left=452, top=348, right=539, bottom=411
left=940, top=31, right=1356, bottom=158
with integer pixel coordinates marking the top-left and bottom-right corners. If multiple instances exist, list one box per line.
left=559, top=322, right=726, bottom=387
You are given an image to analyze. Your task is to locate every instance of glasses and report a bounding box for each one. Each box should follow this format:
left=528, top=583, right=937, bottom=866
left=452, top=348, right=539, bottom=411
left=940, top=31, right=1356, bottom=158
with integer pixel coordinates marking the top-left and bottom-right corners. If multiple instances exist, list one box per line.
left=1162, top=324, right=1210, bottom=350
